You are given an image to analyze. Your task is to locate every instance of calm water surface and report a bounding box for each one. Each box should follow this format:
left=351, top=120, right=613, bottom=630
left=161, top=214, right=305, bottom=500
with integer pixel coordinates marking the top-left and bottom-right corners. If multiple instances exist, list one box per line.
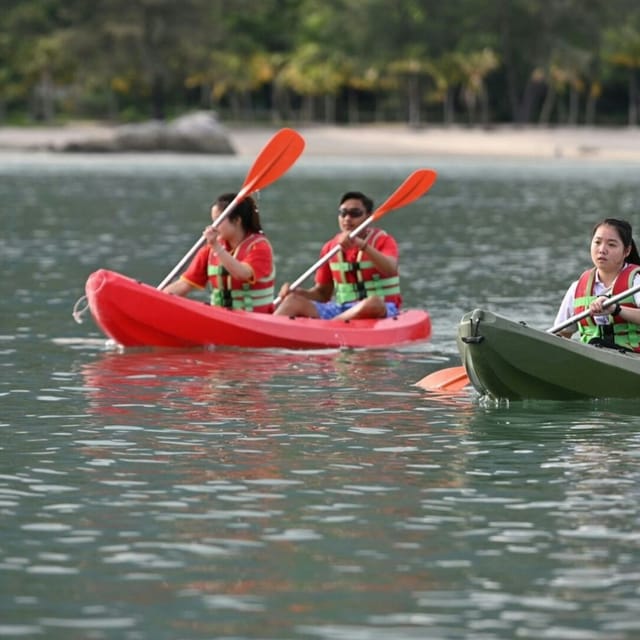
left=1, top=151, right=640, bottom=639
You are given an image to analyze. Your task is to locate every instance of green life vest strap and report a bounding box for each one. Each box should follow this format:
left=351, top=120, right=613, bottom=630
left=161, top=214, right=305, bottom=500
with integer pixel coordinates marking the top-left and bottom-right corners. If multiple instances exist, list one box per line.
left=211, top=284, right=274, bottom=311
left=334, top=275, right=400, bottom=304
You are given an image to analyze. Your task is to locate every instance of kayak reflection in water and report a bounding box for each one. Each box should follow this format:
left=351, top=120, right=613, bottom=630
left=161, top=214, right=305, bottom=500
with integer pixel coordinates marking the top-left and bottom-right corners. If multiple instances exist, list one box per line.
left=162, top=193, right=275, bottom=313
left=274, top=191, right=401, bottom=321
left=554, top=218, right=640, bottom=351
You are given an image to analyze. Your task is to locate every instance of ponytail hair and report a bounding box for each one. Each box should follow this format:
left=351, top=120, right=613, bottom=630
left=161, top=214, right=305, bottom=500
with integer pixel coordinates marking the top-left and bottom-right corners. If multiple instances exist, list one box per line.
left=592, top=218, right=640, bottom=266
left=214, top=193, right=263, bottom=234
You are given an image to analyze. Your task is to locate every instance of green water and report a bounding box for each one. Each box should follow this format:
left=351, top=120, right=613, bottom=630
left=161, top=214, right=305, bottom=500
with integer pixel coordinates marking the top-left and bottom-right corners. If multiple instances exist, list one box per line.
left=1, top=151, right=640, bottom=639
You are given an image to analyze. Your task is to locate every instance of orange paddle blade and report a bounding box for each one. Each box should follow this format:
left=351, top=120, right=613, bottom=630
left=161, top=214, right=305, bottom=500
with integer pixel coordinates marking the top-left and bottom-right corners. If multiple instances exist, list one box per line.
left=415, top=366, right=470, bottom=392
left=371, top=169, right=437, bottom=221
left=241, top=127, right=305, bottom=195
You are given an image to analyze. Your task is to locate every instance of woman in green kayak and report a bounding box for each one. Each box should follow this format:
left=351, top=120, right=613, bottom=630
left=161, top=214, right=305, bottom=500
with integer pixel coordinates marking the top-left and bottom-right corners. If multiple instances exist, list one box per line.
left=554, top=218, right=640, bottom=351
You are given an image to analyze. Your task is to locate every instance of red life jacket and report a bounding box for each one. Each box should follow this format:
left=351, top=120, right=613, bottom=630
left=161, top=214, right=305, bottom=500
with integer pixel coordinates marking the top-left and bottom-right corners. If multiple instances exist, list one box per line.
left=207, top=233, right=275, bottom=313
left=573, top=264, right=640, bottom=351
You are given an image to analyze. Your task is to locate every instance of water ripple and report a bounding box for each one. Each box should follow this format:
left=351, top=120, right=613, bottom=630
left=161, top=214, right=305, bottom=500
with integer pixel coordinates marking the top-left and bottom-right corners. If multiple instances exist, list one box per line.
left=3, top=161, right=640, bottom=639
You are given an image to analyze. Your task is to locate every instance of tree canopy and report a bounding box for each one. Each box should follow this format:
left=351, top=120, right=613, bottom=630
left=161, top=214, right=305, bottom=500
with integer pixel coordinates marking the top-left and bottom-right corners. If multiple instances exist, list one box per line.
left=2, top=0, right=640, bottom=126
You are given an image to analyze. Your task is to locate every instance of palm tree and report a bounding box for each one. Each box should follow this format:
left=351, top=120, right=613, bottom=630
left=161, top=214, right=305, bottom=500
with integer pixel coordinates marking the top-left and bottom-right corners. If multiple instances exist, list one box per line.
left=342, top=62, right=385, bottom=124
left=456, top=48, right=500, bottom=126
left=538, top=45, right=591, bottom=125
left=428, top=53, right=465, bottom=125
left=604, top=24, right=640, bottom=125
left=276, top=43, right=345, bottom=123
left=387, top=53, right=435, bottom=127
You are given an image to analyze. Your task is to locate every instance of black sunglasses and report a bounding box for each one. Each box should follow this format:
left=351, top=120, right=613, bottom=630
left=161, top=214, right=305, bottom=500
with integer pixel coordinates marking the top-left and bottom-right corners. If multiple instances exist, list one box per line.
left=338, top=207, right=366, bottom=218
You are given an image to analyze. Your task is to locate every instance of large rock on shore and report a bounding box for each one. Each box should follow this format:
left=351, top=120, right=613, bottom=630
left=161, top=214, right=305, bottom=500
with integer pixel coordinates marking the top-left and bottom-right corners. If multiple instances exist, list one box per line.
left=62, top=111, right=235, bottom=154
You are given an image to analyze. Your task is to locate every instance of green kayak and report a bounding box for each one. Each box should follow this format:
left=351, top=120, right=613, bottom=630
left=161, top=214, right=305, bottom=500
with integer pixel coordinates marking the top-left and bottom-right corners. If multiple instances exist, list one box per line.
left=457, top=308, right=640, bottom=401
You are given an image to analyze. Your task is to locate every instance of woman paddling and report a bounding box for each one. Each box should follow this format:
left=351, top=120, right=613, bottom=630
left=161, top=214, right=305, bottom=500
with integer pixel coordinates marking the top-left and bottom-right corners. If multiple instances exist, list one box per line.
left=554, top=218, right=640, bottom=351
left=162, top=193, right=275, bottom=313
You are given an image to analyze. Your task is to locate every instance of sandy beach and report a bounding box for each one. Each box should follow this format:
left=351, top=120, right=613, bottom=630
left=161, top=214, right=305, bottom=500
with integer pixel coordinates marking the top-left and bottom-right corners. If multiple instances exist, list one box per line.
left=1, top=122, right=640, bottom=161
left=230, top=123, right=640, bottom=162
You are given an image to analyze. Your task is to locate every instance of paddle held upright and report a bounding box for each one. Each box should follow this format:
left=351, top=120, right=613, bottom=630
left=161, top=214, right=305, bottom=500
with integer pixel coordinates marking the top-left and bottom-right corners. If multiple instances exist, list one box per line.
left=157, top=128, right=305, bottom=290
left=273, top=168, right=438, bottom=306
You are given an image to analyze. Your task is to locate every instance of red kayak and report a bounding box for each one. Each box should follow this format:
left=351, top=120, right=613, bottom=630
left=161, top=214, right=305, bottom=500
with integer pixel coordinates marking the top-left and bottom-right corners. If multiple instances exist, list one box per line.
left=85, top=269, right=432, bottom=349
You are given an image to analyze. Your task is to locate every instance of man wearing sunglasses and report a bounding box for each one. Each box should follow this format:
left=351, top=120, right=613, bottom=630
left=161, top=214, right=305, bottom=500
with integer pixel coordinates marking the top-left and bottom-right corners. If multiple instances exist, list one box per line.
left=274, top=191, right=401, bottom=321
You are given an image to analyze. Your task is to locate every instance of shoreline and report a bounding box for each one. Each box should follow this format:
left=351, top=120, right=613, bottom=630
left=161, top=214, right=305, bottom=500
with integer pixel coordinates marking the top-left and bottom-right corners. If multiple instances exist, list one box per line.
left=230, top=123, right=640, bottom=162
left=1, top=122, right=640, bottom=161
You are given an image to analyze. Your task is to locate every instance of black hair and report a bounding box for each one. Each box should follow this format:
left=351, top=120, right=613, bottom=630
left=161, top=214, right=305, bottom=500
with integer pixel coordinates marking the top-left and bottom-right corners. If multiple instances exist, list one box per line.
left=592, top=218, right=640, bottom=266
left=339, top=191, right=374, bottom=214
left=214, top=192, right=262, bottom=233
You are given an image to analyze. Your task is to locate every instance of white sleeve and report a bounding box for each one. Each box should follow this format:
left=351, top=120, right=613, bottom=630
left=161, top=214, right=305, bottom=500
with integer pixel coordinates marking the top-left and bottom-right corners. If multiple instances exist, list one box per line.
left=633, top=273, right=640, bottom=306
left=554, top=280, right=578, bottom=330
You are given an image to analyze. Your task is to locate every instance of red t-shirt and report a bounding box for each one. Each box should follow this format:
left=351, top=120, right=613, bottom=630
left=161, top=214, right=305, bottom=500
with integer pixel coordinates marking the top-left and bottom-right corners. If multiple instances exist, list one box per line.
left=181, top=235, right=273, bottom=289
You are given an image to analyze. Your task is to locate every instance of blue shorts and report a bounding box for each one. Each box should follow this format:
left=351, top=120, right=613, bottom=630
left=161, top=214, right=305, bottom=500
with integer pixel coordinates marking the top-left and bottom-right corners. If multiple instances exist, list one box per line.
left=312, top=301, right=399, bottom=320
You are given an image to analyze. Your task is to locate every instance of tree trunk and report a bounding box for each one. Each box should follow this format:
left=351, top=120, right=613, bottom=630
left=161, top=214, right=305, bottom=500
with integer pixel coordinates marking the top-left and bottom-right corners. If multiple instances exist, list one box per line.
left=538, top=84, right=555, bottom=124
left=585, top=84, right=598, bottom=125
left=557, top=95, right=566, bottom=123
left=348, top=88, right=359, bottom=124
left=499, top=3, right=520, bottom=122
left=324, top=94, right=335, bottom=123
left=629, top=69, right=638, bottom=126
left=374, top=95, right=384, bottom=122
left=39, top=69, right=55, bottom=122
left=242, top=90, right=253, bottom=121
left=463, top=90, right=475, bottom=125
left=151, top=74, right=165, bottom=120
left=230, top=93, right=241, bottom=120
left=444, top=88, right=455, bottom=124
left=200, top=83, right=212, bottom=109
left=518, top=77, right=540, bottom=124
left=302, top=95, right=314, bottom=122
left=269, top=83, right=283, bottom=124
left=568, top=86, right=579, bottom=125
left=480, top=86, right=490, bottom=126
left=107, top=87, right=119, bottom=122
left=407, top=76, right=421, bottom=126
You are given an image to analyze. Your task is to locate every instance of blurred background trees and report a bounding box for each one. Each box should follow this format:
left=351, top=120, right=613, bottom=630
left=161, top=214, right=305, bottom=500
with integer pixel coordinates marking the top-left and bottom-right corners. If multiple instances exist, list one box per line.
left=1, top=0, right=639, bottom=127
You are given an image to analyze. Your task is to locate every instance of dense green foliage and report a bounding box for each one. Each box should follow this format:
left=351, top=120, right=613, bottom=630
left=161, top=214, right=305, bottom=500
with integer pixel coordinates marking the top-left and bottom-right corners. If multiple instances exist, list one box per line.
left=2, top=0, right=640, bottom=126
